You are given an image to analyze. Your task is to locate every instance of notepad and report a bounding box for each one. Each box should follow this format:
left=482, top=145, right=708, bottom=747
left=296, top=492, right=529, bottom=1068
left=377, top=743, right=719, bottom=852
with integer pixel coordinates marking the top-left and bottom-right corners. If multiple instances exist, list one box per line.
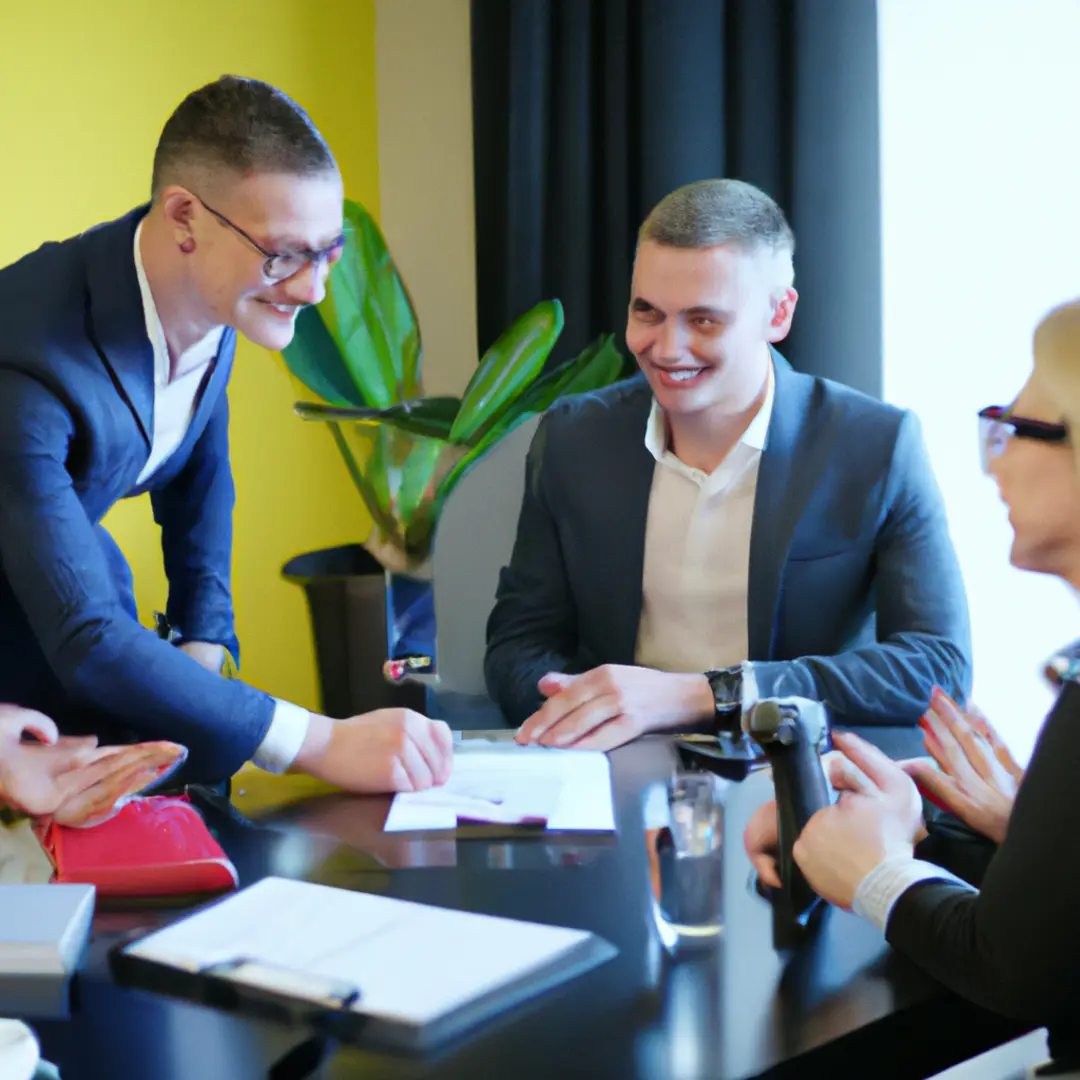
left=382, top=745, right=616, bottom=832
left=115, top=876, right=617, bottom=1050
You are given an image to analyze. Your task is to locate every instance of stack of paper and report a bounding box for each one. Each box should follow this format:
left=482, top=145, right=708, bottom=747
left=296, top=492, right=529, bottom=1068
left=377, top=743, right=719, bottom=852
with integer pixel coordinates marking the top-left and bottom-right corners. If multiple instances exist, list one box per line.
left=383, top=745, right=616, bottom=832
left=117, top=876, right=617, bottom=1050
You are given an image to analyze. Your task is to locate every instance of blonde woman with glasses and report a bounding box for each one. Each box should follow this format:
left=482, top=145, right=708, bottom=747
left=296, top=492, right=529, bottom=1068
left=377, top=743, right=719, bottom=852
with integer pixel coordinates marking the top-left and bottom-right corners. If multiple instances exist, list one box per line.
left=748, top=299, right=1080, bottom=1078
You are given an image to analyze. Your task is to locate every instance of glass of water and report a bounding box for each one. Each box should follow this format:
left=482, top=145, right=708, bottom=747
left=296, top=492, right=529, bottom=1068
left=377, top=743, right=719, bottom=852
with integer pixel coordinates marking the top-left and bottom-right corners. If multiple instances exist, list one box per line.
left=645, top=772, right=727, bottom=949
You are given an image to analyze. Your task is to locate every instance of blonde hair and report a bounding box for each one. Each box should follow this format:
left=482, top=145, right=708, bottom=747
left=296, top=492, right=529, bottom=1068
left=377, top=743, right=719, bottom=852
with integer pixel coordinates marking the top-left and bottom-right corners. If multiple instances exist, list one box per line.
left=1033, top=299, right=1080, bottom=477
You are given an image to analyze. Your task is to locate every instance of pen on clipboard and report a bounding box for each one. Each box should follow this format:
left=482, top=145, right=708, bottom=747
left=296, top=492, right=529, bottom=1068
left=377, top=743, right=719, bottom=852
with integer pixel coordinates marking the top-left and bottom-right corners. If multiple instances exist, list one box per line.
left=198, top=957, right=362, bottom=1010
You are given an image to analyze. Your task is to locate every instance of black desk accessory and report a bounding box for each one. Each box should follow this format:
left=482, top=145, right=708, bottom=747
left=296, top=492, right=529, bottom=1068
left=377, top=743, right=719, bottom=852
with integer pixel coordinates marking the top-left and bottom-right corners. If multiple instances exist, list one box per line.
left=676, top=696, right=832, bottom=949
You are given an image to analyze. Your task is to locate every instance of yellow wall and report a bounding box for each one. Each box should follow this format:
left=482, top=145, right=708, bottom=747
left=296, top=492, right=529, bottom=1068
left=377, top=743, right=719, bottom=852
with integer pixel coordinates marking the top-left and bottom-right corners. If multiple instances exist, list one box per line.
left=0, top=0, right=379, bottom=710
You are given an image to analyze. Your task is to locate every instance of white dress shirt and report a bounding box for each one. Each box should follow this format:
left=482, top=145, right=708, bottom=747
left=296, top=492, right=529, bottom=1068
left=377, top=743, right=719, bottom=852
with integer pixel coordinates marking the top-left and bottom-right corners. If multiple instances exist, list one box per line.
left=634, top=366, right=774, bottom=679
left=132, top=223, right=310, bottom=773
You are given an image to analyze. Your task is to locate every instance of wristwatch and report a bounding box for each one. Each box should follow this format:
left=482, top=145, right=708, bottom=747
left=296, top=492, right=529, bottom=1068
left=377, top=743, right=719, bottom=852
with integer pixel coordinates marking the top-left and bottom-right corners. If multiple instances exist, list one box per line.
left=704, top=664, right=745, bottom=733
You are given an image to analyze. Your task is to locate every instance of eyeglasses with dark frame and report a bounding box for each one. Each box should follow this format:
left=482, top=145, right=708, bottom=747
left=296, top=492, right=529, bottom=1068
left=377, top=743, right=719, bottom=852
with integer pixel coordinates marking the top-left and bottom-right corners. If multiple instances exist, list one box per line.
left=978, top=404, right=1070, bottom=472
left=194, top=194, right=347, bottom=283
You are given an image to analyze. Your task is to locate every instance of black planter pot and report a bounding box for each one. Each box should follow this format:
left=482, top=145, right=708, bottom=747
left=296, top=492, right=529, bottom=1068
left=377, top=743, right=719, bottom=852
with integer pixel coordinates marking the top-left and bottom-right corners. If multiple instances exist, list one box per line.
left=282, top=544, right=432, bottom=719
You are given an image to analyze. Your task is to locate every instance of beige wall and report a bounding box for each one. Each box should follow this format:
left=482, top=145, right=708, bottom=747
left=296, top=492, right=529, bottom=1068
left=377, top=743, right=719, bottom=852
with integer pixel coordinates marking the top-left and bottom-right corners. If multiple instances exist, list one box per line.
left=375, top=0, right=478, bottom=397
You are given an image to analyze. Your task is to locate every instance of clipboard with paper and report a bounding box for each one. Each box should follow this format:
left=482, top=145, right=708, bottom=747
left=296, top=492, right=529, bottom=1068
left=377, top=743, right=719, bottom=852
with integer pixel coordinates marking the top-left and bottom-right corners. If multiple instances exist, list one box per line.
left=110, top=877, right=617, bottom=1052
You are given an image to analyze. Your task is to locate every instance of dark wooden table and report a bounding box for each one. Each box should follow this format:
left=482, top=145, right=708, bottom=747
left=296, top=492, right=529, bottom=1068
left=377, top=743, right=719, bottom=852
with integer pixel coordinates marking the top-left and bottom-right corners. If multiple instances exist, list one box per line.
left=26, top=728, right=1024, bottom=1080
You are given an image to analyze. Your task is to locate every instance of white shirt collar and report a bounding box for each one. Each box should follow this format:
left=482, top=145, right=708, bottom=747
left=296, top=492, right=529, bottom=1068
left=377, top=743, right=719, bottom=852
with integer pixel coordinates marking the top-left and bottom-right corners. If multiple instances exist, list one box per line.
left=133, top=219, right=223, bottom=387
left=644, top=360, right=775, bottom=464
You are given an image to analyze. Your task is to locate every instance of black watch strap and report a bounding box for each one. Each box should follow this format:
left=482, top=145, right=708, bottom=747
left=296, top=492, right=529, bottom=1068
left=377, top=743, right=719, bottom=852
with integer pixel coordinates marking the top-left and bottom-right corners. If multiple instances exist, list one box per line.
left=704, top=664, right=744, bottom=731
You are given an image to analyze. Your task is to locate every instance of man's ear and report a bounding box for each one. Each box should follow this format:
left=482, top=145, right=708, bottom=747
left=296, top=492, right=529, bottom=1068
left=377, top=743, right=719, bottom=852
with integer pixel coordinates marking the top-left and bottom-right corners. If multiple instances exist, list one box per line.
left=158, top=186, right=199, bottom=248
left=766, top=287, right=798, bottom=343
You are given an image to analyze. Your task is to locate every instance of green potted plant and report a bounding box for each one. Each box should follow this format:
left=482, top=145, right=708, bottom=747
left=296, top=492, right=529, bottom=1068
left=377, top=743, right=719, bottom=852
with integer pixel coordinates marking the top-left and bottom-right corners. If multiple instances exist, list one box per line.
left=278, top=199, right=625, bottom=717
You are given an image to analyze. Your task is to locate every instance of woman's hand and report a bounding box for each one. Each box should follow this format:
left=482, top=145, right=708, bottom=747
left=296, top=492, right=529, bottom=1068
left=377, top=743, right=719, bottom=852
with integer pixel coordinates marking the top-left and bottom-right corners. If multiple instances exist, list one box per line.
left=900, top=688, right=1023, bottom=845
left=745, top=746, right=928, bottom=892
left=0, top=705, right=186, bottom=826
left=0, top=706, right=101, bottom=817
left=793, top=733, right=925, bottom=911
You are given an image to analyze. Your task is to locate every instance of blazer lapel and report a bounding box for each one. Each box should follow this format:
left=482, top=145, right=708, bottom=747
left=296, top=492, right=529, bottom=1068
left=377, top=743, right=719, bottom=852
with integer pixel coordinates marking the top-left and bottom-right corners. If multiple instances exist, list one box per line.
left=80, top=205, right=155, bottom=449
left=188, top=328, right=237, bottom=435
left=605, top=385, right=655, bottom=665
left=747, top=353, right=818, bottom=659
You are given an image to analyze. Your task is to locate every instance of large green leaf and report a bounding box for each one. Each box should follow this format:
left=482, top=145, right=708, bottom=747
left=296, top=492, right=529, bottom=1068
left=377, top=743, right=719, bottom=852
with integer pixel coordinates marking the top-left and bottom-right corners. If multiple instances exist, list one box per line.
left=497, top=333, right=623, bottom=420
left=435, top=334, right=625, bottom=511
left=448, top=299, right=563, bottom=444
left=326, top=422, right=399, bottom=539
left=294, top=396, right=462, bottom=441
left=395, top=438, right=446, bottom=529
left=317, top=199, right=422, bottom=407
left=280, top=305, right=366, bottom=407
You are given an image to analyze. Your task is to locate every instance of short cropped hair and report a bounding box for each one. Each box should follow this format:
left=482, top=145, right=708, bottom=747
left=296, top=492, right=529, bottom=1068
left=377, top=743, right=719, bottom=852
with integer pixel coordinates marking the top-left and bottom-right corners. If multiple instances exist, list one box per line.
left=639, top=178, right=795, bottom=282
left=151, top=75, right=336, bottom=198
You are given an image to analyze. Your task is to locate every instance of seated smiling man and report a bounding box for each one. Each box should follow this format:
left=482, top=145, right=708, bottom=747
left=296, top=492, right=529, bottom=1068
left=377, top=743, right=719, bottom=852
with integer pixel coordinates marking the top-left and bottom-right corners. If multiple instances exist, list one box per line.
left=484, top=178, right=971, bottom=751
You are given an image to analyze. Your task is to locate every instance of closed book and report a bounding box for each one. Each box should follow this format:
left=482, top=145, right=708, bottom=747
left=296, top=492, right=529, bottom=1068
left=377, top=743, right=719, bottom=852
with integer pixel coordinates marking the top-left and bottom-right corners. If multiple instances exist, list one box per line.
left=0, top=883, right=95, bottom=1018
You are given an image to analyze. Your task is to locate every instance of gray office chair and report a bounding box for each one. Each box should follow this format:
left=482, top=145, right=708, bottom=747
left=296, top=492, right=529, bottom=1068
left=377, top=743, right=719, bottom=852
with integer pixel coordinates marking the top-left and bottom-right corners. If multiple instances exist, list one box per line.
left=410, top=414, right=540, bottom=728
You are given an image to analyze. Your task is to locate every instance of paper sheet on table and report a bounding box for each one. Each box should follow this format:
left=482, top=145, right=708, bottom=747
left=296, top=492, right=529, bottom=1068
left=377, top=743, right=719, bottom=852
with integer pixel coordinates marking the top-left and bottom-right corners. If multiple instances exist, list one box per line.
left=123, top=877, right=602, bottom=1031
left=383, top=747, right=616, bottom=832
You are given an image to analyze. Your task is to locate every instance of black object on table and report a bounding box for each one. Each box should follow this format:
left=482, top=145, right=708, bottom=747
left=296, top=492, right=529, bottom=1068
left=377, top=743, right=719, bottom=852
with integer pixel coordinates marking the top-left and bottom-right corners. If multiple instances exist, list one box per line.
left=24, top=723, right=1028, bottom=1080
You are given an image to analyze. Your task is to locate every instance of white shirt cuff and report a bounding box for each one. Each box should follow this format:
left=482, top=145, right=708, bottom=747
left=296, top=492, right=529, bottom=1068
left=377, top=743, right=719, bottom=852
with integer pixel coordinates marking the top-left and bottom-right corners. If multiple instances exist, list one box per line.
left=251, top=699, right=311, bottom=774
left=740, top=662, right=759, bottom=712
left=853, top=855, right=974, bottom=932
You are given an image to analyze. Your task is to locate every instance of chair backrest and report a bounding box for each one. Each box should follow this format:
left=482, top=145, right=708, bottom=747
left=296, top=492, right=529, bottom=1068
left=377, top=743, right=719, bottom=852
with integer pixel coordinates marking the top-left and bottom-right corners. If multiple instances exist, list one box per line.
left=428, top=414, right=540, bottom=696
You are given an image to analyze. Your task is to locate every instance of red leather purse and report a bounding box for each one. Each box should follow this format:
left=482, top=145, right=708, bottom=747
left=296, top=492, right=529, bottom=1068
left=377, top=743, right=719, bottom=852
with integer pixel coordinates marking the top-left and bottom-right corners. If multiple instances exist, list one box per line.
left=34, top=795, right=238, bottom=898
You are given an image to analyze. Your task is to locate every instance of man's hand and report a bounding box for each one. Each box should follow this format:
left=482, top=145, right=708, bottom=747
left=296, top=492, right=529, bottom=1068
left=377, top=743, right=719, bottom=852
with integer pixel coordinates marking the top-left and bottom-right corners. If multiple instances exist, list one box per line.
left=178, top=641, right=226, bottom=674
left=899, top=688, right=1023, bottom=844
left=514, top=665, right=714, bottom=751
left=293, top=709, right=454, bottom=794
left=792, top=733, right=925, bottom=910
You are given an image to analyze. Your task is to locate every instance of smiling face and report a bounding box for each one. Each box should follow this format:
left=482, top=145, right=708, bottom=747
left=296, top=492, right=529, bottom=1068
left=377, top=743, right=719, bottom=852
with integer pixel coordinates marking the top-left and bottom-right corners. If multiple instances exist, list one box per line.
left=161, top=168, right=345, bottom=351
left=625, top=240, right=797, bottom=419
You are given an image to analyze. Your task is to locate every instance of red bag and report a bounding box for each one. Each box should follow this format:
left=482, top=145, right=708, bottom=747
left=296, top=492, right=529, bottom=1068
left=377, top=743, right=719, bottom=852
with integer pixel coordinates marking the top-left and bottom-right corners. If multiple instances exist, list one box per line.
left=34, top=795, right=238, bottom=898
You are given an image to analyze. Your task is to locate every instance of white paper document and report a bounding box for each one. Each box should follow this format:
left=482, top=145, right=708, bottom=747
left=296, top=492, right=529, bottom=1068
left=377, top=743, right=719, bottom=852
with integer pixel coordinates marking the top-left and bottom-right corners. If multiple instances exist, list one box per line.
left=382, top=746, right=616, bottom=833
left=125, top=877, right=603, bottom=1033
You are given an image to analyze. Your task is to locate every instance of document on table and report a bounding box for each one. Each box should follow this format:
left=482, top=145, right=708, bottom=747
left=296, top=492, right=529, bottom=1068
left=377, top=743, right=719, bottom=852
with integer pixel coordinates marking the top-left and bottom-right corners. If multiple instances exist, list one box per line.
left=382, top=745, right=616, bottom=833
left=118, top=876, right=617, bottom=1050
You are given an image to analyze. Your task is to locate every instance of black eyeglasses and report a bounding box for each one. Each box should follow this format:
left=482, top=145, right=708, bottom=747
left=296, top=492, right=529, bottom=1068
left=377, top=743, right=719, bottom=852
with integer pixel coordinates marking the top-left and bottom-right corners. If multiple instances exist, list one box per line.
left=978, top=404, right=1069, bottom=472
left=195, top=195, right=346, bottom=283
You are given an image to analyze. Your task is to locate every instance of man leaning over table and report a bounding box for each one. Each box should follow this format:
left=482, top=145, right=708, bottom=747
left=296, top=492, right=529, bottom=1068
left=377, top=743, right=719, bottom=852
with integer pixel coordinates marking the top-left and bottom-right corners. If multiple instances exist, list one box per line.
left=485, top=178, right=972, bottom=751
left=0, top=76, right=451, bottom=793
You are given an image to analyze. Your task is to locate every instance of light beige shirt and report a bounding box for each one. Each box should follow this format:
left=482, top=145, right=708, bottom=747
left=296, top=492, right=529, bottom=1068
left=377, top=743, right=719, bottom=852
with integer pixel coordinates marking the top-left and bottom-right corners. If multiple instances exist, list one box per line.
left=634, top=366, right=774, bottom=674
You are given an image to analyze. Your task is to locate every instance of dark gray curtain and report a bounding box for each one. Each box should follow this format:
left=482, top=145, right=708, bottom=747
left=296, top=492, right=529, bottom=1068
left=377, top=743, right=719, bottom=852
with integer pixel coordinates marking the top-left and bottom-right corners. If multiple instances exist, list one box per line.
left=471, top=0, right=883, bottom=396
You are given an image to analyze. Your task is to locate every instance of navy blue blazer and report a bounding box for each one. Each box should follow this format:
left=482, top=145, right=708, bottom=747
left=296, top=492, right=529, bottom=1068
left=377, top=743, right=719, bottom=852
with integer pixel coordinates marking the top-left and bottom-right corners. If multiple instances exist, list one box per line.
left=0, top=206, right=274, bottom=780
left=485, top=356, right=973, bottom=728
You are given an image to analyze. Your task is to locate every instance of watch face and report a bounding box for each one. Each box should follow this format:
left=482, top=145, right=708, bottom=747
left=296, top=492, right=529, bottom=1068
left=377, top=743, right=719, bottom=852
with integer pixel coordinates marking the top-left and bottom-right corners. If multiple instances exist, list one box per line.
left=707, top=667, right=742, bottom=709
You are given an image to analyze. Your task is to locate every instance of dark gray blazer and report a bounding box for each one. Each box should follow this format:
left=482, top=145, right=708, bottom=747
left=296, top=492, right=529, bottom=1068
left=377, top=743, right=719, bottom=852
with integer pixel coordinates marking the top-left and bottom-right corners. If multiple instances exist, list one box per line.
left=484, top=354, right=972, bottom=727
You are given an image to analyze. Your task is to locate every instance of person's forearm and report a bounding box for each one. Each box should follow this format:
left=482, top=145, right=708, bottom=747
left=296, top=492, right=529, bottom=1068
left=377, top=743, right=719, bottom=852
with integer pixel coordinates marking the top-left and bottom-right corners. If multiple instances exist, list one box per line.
left=750, top=635, right=970, bottom=726
left=290, top=711, right=333, bottom=776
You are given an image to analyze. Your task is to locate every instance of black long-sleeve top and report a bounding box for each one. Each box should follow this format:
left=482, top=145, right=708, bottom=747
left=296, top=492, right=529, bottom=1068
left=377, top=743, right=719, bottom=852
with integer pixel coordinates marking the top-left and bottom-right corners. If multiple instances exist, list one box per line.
left=890, top=680, right=1080, bottom=1060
